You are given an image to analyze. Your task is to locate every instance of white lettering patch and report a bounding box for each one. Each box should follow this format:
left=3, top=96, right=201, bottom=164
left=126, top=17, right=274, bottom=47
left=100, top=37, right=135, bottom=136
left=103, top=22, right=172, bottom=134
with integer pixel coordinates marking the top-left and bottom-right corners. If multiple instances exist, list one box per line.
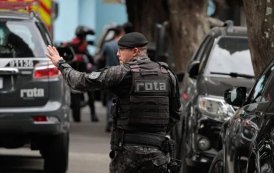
left=20, top=88, right=44, bottom=98
left=135, top=80, right=167, bottom=92
left=89, top=72, right=101, bottom=79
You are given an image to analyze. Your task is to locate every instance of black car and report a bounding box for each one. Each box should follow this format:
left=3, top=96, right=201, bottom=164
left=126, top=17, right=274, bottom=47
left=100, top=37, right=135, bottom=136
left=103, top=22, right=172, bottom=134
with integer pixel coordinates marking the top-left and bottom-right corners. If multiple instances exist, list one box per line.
left=172, top=21, right=255, bottom=172
left=0, top=11, right=73, bottom=173
left=209, top=58, right=274, bottom=173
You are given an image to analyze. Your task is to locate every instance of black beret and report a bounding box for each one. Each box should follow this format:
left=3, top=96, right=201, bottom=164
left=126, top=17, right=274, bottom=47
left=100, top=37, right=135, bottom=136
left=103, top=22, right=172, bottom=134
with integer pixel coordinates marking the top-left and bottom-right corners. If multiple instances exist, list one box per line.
left=118, top=32, right=148, bottom=48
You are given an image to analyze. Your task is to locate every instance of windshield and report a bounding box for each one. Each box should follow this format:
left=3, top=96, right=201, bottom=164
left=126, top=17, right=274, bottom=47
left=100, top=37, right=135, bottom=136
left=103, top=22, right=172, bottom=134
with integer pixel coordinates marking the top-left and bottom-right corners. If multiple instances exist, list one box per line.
left=206, top=37, right=255, bottom=77
left=0, top=20, right=47, bottom=58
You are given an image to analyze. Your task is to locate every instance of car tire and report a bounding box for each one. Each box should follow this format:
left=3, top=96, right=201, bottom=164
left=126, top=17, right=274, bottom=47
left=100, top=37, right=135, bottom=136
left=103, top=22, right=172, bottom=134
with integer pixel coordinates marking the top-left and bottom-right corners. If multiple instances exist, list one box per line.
left=71, top=93, right=81, bottom=122
left=208, top=150, right=224, bottom=173
left=44, top=132, right=69, bottom=173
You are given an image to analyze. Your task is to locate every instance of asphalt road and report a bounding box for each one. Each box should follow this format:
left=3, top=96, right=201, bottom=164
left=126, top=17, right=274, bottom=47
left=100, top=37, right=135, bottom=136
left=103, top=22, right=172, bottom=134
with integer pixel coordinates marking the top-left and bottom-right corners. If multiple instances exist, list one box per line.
left=0, top=102, right=111, bottom=173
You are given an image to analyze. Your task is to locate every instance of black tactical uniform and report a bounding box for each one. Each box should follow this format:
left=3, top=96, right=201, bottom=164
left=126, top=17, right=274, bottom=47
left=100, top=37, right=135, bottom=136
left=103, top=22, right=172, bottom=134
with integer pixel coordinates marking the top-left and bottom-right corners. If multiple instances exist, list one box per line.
left=57, top=32, right=181, bottom=173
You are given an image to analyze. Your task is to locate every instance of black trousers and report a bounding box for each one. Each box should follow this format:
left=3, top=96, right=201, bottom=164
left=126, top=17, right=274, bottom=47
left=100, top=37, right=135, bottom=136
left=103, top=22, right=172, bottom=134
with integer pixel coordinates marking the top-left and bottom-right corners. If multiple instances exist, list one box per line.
left=109, top=146, right=168, bottom=173
left=87, top=91, right=96, bottom=116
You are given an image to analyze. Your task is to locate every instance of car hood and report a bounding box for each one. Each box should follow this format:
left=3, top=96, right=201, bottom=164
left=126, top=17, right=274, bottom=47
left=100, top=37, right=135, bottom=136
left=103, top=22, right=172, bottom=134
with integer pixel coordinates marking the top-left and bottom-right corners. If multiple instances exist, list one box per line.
left=203, top=76, right=255, bottom=97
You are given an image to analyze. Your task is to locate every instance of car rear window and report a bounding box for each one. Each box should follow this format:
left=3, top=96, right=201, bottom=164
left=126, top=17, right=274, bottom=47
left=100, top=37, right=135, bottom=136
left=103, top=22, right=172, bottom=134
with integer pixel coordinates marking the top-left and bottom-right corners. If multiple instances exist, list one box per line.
left=206, top=37, right=255, bottom=77
left=0, top=19, right=47, bottom=58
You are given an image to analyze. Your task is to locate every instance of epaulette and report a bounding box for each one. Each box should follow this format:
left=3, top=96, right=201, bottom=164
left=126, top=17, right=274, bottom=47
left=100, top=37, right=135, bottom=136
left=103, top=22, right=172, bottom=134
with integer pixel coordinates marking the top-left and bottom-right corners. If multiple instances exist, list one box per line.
left=157, top=62, right=179, bottom=81
left=126, top=61, right=140, bottom=73
left=157, top=62, right=170, bottom=74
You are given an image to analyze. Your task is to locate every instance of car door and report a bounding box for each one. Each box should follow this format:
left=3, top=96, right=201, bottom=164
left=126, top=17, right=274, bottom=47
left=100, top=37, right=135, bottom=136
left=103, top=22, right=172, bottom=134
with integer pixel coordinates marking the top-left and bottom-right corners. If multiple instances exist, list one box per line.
left=248, top=64, right=274, bottom=173
left=173, top=35, right=213, bottom=158
left=177, top=35, right=214, bottom=158
left=224, top=60, right=274, bottom=173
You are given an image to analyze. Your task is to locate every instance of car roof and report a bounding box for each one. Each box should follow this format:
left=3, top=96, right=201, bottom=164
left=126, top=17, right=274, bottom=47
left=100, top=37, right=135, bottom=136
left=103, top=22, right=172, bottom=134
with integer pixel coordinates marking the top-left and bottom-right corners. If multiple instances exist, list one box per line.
left=0, top=11, right=37, bottom=21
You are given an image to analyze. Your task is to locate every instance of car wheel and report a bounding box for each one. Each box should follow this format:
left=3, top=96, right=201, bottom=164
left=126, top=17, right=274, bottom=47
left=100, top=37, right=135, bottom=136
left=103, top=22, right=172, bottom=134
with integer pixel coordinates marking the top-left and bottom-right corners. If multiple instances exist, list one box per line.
left=71, top=93, right=81, bottom=122
left=208, top=150, right=224, bottom=173
left=44, top=132, right=69, bottom=173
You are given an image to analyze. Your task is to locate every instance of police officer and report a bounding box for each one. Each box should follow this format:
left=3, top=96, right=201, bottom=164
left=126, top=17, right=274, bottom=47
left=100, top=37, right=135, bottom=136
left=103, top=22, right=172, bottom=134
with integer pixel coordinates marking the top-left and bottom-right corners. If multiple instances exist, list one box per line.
left=45, top=32, right=181, bottom=173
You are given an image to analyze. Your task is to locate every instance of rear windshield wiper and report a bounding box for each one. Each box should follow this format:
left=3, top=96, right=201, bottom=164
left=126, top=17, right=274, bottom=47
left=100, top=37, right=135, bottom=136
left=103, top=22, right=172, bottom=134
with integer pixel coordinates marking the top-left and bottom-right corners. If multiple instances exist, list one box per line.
left=210, top=72, right=255, bottom=79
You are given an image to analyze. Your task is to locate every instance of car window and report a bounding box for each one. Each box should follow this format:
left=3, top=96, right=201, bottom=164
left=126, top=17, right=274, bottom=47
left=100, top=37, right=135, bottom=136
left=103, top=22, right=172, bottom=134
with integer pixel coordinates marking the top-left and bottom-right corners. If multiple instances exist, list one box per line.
left=205, top=37, right=254, bottom=77
left=36, top=22, right=52, bottom=46
left=198, top=37, right=214, bottom=73
left=192, top=35, right=212, bottom=61
left=0, top=20, right=47, bottom=58
left=248, top=61, right=274, bottom=103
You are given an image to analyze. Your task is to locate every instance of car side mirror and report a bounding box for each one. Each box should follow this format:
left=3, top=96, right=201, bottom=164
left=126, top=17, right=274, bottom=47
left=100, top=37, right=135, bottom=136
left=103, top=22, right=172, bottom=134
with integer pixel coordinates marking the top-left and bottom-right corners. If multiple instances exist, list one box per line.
left=176, top=72, right=185, bottom=82
left=187, top=61, right=200, bottom=78
left=224, top=87, right=247, bottom=107
left=57, top=46, right=75, bottom=62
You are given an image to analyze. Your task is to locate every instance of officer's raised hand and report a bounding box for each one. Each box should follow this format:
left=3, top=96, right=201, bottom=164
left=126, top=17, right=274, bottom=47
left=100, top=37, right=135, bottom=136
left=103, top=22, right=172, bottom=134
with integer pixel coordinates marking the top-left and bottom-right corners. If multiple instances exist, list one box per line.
left=45, top=45, right=63, bottom=66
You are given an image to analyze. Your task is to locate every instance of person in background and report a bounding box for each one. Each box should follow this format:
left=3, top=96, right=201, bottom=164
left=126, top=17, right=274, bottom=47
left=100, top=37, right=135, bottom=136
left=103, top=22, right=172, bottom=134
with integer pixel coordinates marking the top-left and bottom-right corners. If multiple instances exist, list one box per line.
left=101, top=25, right=125, bottom=131
left=123, top=22, right=133, bottom=34
left=65, top=26, right=99, bottom=122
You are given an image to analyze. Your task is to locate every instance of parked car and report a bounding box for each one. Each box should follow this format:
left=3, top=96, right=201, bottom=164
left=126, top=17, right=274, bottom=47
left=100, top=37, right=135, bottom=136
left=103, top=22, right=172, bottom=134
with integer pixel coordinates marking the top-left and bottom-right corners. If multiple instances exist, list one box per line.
left=209, top=57, right=274, bottom=173
left=0, top=11, right=74, bottom=173
left=171, top=21, right=256, bottom=172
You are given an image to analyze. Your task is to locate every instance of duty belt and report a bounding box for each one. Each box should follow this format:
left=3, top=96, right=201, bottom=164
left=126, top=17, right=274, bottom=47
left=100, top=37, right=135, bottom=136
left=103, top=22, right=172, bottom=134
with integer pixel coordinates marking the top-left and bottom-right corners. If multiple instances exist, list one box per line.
left=110, top=130, right=174, bottom=153
left=125, top=133, right=165, bottom=147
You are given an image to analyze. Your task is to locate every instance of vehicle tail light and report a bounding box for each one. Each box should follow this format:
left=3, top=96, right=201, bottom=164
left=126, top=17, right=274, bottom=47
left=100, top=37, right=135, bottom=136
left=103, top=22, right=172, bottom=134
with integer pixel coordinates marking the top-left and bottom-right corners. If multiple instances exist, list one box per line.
left=33, top=64, right=60, bottom=78
left=32, top=116, right=48, bottom=122
left=32, top=116, right=59, bottom=124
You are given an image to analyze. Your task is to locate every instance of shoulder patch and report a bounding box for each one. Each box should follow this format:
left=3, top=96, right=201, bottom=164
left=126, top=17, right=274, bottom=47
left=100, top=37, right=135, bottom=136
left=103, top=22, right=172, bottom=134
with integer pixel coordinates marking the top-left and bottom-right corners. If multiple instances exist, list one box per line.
left=89, top=72, right=101, bottom=79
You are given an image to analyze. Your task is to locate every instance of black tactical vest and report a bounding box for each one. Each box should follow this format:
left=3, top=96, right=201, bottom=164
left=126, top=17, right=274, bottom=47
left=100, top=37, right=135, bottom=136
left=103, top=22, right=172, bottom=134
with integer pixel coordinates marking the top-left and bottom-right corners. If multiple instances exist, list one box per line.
left=116, top=59, right=170, bottom=133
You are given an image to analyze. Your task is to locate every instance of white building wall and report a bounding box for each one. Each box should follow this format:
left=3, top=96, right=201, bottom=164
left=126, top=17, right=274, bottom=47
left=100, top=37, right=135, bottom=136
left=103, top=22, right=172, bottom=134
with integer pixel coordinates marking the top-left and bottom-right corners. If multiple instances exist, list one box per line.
left=54, top=0, right=80, bottom=43
left=54, top=0, right=127, bottom=53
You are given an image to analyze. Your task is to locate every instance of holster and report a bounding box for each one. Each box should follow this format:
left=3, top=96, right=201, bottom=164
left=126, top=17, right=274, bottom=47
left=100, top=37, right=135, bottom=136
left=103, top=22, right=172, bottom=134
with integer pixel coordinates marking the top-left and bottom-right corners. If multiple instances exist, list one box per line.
left=110, top=99, right=118, bottom=120
left=161, top=137, right=175, bottom=154
left=110, top=130, right=124, bottom=151
left=164, top=138, right=181, bottom=173
left=168, top=159, right=182, bottom=173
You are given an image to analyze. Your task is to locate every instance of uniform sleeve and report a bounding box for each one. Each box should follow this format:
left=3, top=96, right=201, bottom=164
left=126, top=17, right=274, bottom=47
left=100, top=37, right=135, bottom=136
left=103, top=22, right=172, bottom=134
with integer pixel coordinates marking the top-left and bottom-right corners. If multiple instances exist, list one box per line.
left=167, top=70, right=182, bottom=133
left=60, top=63, right=129, bottom=92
